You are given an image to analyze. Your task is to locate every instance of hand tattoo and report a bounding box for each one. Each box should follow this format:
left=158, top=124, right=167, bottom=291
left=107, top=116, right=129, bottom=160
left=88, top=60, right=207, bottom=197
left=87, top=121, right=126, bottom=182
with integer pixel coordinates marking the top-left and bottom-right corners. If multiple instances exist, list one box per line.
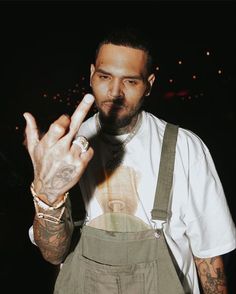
left=51, top=165, right=76, bottom=189
left=36, top=164, right=77, bottom=202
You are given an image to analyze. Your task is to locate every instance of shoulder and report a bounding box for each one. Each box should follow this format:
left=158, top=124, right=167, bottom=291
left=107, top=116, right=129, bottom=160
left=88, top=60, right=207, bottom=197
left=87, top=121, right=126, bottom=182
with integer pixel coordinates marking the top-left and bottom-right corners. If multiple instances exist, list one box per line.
left=143, top=111, right=211, bottom=162
left=142, top=111, right=166, bottom=136
left=177, top=126, right=210, bottom=161
left=144, top=111, right=206, bottom=147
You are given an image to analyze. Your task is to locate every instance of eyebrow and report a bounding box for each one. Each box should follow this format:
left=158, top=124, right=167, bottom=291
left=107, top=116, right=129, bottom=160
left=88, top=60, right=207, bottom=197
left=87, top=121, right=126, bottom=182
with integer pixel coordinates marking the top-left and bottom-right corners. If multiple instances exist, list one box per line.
left=95, top=68, right=144, bottom=80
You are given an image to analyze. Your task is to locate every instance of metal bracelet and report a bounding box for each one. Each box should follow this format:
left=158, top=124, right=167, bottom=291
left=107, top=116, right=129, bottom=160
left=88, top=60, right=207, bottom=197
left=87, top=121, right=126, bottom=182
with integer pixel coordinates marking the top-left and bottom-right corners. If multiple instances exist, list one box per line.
left=30, top=183, right=69, bottom=211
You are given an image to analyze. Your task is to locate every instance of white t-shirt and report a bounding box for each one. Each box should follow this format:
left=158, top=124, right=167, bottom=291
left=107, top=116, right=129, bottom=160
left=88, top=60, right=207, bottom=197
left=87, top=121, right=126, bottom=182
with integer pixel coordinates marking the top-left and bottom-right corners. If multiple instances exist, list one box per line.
left=76, top=111, right=236, bottom=293
left=29, top=111, right=236, bottom=293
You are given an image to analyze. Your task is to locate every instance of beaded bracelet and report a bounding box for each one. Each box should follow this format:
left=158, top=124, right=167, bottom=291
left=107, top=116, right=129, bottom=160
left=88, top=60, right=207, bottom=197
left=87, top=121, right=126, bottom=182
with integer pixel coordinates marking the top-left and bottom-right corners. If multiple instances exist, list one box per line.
left=30, top=183, right=69, bottom=211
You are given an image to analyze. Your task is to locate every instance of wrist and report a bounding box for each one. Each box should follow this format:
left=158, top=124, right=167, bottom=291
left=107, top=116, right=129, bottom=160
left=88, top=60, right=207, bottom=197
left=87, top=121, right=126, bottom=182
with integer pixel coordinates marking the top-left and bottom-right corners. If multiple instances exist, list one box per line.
left=30, top=183, right=69, bottom=211
left=32, top=180, right=65, bottom=205
left=35, top=206, right=66, bottom=224
left=30, top=183, right=69, bottom=224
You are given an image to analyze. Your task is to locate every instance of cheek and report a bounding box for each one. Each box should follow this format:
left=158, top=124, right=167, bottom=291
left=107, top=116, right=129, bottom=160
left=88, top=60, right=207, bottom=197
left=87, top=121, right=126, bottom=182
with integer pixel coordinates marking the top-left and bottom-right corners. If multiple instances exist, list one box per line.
left=125, top=87, right=146, bottom=102
left=92, top=81, right=108, bottom=96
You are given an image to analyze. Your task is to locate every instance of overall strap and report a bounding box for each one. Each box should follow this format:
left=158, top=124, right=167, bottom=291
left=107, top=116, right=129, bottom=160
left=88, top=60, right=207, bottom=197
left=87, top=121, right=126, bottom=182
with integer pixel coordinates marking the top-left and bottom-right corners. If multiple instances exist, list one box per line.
left=151, top=123, right=179, bottom=221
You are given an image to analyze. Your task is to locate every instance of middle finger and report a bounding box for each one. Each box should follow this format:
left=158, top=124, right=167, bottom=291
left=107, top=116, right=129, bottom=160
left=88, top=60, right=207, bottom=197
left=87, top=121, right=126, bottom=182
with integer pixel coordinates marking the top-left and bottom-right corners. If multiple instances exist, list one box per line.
left=63, top=93, right=95, bottom=145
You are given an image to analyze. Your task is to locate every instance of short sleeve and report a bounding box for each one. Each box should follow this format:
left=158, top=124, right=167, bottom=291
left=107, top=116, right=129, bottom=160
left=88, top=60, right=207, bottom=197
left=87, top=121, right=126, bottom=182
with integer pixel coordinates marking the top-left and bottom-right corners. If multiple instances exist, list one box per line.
left=185, top=142, right=236, bottom=258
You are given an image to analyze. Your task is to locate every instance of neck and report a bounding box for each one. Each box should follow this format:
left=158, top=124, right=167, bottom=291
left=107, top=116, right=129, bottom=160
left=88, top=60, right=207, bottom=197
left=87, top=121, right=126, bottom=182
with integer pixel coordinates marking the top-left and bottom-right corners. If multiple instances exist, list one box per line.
left=98, top=113, right=140, bottom=135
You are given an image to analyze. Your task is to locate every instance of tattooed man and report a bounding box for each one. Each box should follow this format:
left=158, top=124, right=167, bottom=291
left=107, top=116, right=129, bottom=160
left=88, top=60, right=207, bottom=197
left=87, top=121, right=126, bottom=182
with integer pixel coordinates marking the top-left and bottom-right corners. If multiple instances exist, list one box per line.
left=25, top=28, right=236, bottom=294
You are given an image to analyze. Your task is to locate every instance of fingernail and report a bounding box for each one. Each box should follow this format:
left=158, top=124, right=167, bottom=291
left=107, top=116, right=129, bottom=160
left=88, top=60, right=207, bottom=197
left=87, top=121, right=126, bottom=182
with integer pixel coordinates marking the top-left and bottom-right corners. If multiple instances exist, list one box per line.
left=84, top=94, right=94, bottom=104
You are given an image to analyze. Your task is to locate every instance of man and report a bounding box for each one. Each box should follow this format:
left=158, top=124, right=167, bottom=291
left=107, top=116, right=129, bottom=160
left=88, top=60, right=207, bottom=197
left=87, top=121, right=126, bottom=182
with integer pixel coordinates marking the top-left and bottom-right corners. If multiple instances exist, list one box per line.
left=24, top=29, right=236, bottom=293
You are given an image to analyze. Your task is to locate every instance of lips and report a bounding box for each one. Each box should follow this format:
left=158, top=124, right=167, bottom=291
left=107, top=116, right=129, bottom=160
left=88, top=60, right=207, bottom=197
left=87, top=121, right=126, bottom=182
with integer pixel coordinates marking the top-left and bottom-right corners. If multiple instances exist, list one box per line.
left=102, top=101, right=125, bottom=112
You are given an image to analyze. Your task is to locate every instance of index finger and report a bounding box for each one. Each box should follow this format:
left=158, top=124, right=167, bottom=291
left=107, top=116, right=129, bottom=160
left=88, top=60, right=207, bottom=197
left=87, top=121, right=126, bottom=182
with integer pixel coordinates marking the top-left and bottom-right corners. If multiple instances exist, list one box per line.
left=68, top=93, right=95, bottom=137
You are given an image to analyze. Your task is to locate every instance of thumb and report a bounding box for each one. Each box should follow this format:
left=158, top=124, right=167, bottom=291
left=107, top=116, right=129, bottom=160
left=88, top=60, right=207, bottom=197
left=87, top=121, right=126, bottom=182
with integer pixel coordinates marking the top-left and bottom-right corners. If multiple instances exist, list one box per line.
left=23, top=112, right=40, bottom=157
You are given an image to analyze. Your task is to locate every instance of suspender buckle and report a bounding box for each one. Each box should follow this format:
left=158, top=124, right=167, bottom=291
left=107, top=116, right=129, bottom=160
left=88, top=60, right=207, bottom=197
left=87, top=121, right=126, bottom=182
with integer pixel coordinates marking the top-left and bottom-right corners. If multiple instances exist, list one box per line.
left=154, top=229, right=161, bottom=239
left=151, top=220, right=163, bottom=239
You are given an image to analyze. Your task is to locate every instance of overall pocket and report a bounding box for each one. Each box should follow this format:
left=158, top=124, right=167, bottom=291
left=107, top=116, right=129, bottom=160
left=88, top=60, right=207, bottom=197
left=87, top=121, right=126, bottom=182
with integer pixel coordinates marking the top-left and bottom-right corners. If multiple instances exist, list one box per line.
left=84, top=270, right=145, bottom=294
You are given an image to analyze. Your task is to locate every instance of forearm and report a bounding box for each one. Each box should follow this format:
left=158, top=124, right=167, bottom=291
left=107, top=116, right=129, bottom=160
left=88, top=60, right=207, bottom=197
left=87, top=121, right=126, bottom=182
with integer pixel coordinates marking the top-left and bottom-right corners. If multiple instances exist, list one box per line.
left=33, top=206, right=74, bottom=265
left=194, top=255, right=227, bottom=294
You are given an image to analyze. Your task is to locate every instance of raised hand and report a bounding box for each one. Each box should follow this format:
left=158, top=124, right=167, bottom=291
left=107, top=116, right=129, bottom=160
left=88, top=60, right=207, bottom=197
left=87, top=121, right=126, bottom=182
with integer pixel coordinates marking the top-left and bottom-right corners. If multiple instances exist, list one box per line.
left=24, top=94, right=95, bottom=204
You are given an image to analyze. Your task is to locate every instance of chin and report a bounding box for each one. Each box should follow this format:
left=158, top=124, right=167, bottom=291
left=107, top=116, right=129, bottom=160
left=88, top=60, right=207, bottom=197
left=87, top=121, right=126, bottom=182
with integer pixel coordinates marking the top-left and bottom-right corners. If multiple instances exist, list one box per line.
left=99, top=110, right=132, bottom=128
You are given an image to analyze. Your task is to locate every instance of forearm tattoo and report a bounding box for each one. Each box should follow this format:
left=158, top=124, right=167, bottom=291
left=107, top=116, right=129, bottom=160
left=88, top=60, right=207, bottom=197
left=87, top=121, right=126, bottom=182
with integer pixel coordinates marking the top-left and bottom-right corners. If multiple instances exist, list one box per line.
left=34, top=208, right=73, bottom=264
left=194, top=256, right=227, bottom=294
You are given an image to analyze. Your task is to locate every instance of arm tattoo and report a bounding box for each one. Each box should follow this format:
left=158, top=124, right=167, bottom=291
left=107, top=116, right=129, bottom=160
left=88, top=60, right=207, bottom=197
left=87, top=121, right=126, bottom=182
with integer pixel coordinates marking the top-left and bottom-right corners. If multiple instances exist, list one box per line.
left=34, top=208, right=73, bottom=264
left=194, top=256, right=227, bottom=294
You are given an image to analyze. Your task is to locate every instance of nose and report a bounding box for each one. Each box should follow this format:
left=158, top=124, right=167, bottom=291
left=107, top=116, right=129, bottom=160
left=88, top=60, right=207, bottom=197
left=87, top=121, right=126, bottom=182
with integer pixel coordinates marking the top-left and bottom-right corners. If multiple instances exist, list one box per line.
left=108, top=78, right=124, bottom=100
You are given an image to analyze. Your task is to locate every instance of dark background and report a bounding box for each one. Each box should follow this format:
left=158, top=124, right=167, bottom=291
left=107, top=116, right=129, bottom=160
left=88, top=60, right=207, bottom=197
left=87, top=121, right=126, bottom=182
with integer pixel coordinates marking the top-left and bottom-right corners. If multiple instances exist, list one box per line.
left=0, top=1, right=235, bottom=293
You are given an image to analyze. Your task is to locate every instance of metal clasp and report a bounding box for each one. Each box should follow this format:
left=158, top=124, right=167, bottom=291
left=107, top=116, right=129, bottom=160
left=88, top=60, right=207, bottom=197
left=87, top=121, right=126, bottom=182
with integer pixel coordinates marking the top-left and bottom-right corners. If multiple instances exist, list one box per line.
left=151, top=219, right=165, bottom=239
left=154, top=229, right=161, bottom=239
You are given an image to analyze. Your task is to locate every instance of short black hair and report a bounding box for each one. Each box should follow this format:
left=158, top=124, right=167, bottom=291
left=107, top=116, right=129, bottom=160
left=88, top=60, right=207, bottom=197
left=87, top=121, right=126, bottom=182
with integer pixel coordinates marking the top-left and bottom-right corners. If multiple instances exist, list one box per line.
left=94, top=27, right=155, bottom=76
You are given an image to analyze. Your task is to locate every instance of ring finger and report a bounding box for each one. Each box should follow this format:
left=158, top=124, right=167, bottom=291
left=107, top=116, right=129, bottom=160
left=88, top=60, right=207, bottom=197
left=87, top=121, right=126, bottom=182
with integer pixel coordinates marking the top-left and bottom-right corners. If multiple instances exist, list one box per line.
left=70, top=135, right=89, bottom=156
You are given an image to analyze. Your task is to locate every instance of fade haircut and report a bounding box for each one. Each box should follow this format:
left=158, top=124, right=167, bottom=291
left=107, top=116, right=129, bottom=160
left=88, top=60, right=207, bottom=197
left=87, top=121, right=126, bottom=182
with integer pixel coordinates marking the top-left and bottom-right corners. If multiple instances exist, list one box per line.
left=94, top=27, right=155, bottom=76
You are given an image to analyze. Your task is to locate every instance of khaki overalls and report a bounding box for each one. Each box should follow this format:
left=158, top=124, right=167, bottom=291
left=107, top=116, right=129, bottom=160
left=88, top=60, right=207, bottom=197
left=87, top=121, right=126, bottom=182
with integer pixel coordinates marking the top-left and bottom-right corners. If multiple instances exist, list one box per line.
left=54, top=123, right=187, bottom=294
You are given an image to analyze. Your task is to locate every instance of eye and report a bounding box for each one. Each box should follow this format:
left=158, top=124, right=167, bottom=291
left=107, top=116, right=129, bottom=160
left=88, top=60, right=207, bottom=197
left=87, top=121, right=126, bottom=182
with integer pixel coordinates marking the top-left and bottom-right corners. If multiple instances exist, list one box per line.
left=98, top=74, right=110, bottom=80
left=126, top=79, right=138, bottom=85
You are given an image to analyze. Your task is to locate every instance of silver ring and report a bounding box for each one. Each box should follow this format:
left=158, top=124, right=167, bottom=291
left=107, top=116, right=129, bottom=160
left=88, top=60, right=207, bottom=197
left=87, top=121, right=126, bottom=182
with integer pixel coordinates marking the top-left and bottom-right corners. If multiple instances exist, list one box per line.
left=72, top=135, right=89, bottom=153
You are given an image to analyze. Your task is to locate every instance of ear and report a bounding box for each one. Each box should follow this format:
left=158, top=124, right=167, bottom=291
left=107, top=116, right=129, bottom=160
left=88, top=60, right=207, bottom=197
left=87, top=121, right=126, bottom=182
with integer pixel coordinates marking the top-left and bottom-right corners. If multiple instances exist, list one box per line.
left=145, top=73, right=155, bottom=96
left=90, top=64, right=95, bottom=87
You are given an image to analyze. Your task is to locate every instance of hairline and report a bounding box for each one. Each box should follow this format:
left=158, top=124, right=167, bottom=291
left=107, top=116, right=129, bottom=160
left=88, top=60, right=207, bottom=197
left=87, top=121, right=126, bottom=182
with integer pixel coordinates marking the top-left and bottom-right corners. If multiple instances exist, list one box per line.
left=94, top=41, right=154, bottom=77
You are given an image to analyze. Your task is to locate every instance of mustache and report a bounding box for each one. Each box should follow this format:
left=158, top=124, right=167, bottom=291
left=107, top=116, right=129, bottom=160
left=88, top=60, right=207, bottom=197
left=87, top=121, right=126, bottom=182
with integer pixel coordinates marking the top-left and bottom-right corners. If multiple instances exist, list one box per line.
left=102, top=99, right=125, bottom=106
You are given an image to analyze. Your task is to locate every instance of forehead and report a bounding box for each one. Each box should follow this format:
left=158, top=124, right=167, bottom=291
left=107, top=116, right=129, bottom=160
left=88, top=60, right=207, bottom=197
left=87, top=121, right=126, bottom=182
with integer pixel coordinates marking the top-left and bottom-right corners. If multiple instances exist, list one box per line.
left=95, top=44, right=148, bottom=75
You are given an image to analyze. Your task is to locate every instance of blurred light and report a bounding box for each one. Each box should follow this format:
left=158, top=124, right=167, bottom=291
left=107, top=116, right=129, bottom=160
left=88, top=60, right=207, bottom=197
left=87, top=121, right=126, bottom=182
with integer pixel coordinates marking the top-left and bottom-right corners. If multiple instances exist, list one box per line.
left=164, top=91, right=175, bottom=100
left=178, top=60, right=182, bottom=65
left=176, top=90, right=189, bottom=97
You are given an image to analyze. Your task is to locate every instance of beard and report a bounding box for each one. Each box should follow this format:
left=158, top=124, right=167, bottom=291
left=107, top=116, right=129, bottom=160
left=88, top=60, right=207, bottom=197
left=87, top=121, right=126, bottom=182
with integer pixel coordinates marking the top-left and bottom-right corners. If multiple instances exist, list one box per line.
left=97, top=98, right=144, bottom=129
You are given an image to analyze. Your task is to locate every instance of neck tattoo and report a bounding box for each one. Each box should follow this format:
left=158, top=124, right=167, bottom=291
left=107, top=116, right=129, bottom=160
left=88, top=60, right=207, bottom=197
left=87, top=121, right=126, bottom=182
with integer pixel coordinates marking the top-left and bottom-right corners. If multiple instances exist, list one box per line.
left=95, top=113, right=142, bottom=170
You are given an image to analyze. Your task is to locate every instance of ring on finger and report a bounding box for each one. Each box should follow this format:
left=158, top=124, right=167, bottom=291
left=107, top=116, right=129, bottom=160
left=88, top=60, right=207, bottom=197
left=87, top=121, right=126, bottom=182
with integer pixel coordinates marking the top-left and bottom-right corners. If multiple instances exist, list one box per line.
left=72, top=135, right=89, bottom=153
